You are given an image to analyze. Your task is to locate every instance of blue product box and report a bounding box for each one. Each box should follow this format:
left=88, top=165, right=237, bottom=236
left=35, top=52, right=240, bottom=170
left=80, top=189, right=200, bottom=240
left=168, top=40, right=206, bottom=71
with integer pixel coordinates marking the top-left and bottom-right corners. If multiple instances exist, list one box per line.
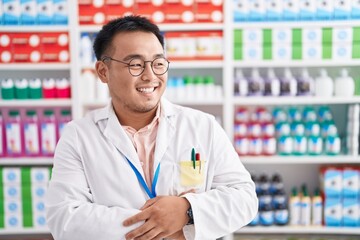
left=351, top=0, right=360, bottom=19
left=343, top=168, right=359, bottom=198
left=265, top=0, right=282, bottom=21
left=20, top=0, right=36, bottom=24
left=316, top=0, right=333, bottom=20
left=3, top=0, right=20, bottom=25
left=248, top=0, right=265, bottom=21
left=343, top=198, right=359, bottom=227
left=282, top=0, right=298, bottom=20
left=323, top=168, right=343, bottom=198
left=36, top=0, right=52, bottom=24
left=333, top=0, right=351, bottom=19
left=299, top=0, right=316, bottom=20
left=52, top=0, right=67, bottom=24
left=324, top=197, right=342, bottom=227
left=233, top=0, right=248, bottom=22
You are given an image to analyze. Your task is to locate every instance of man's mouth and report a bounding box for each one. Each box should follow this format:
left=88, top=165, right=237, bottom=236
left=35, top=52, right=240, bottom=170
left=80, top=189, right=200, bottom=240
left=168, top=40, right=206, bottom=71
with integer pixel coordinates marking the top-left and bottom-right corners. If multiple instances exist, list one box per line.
left=136, top=87, right=156, bottom=93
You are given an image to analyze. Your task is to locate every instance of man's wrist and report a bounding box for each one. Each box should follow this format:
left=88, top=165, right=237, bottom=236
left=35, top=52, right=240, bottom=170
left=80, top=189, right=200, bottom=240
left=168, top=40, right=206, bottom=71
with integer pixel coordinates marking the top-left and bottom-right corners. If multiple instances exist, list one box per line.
left=186, top=206, right=194, bottom=225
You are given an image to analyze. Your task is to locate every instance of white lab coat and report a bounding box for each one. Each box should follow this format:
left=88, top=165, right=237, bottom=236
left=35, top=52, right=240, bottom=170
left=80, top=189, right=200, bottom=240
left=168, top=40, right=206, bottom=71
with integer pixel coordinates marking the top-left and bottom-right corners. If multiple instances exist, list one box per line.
left=45, top=98, right=258, bottom=240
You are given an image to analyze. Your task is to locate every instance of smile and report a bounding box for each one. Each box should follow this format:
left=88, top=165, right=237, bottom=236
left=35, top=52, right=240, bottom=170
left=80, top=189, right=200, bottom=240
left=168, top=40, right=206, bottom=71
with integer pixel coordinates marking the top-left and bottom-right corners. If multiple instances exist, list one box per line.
left=136, top=87, right=156, bottom=93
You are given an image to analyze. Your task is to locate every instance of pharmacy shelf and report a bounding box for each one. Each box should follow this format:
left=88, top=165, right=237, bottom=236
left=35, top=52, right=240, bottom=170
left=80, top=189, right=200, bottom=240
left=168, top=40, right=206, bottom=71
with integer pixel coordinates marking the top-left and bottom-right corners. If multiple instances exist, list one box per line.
left=0, top=25, right=69, bottom=32
left=0, top=63, right=71, bottom=70
left=79, top=23, right=223, bottom=33
left=0, top=158, right=53, bottom=166
left=81, top=60, right=223, bottom=70
left=172, top=98, right=224, bottom=105
left=233, top=60, right=360, bottom=68
left=0, top=99, right=72, bottom=107
left=234, top=20, right=360, bottom=29
left=233, top=96, right=360, bottom=106
left=236, top=226, right=360, bottom=235
left=240, top=155, right=360, bottom=165
left=0, top=228, right=50, bottom=235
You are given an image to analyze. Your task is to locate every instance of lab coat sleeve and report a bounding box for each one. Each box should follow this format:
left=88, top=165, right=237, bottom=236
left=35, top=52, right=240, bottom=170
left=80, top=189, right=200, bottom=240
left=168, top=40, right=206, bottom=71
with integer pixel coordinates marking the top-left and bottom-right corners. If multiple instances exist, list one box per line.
left=183, top=118, right=258, bottom=239
left=45, top=123, right=142, bottom=240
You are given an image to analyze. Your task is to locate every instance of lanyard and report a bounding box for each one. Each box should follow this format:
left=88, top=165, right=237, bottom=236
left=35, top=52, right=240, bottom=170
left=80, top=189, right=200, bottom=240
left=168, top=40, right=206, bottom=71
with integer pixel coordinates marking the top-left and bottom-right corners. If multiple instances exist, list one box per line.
left=125, top=157, right=160, bottom=199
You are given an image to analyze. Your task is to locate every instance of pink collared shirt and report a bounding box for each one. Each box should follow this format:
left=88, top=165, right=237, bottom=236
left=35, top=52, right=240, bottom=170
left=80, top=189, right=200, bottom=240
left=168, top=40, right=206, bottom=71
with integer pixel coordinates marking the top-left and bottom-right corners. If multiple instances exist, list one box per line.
left=122, top=106, right=160, bottom=188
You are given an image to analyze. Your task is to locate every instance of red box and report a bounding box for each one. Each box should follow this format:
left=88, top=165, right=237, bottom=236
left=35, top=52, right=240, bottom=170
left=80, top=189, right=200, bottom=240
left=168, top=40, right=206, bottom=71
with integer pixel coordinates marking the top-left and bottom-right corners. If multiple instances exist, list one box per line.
left=106, top=3, right=135, bottom=23
left=194, top=0, right=223, bottom=23
left=41, top=33, right=70, bottom=63
left=0, top=33, right=13, bottom=63
left=79, top=2, right=107, bottom=25
left=12, top=33, right=42, bottom=63
left=163, top=2, right=195, bottom=23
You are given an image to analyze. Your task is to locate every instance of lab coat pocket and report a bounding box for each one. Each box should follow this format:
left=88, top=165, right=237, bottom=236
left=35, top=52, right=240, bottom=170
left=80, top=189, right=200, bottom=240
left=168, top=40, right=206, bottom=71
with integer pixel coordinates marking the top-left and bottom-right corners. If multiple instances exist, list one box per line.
left=179, top=160, right=205, bottom=187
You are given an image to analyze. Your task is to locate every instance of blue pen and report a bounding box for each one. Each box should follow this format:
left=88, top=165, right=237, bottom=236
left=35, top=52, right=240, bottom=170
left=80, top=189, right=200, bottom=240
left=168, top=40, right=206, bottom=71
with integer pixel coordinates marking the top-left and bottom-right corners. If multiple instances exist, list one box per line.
left=191, top=148, right=196, bottom=169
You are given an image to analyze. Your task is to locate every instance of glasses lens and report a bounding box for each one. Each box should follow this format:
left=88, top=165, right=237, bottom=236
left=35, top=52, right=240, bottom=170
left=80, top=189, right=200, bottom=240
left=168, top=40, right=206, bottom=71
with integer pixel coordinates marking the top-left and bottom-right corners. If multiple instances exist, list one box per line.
left=152, top=58, right=169, bottom=75
left=129, top=58, right=145, bottom=76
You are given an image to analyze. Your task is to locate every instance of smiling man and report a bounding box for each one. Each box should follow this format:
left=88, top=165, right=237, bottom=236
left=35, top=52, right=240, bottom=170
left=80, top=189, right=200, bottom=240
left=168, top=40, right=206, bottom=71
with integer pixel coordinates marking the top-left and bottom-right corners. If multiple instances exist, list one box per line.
left=45, top=15, right=258, bottom=240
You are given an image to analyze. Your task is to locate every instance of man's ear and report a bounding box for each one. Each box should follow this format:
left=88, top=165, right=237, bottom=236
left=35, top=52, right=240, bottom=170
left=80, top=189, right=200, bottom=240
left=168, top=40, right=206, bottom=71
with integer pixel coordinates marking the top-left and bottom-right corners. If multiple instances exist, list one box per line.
left=95, top=61, right=109, bottom=83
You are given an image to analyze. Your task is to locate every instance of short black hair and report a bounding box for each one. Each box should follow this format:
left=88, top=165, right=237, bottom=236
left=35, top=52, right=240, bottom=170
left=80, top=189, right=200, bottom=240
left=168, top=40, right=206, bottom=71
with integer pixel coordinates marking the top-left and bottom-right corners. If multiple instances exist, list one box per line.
left=93, top=15, right=164, bottom=60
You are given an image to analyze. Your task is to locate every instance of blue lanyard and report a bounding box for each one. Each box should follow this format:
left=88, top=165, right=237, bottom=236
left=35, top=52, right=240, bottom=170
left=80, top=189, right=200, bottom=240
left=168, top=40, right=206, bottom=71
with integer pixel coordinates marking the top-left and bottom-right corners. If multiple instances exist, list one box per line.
left=125, top=157, right=160, bottom=199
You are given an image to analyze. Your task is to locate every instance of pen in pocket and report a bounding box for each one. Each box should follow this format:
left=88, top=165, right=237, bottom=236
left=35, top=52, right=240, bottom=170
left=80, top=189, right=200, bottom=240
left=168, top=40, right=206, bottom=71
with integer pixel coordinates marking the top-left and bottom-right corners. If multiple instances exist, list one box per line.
left=196, top=153, right=201, bottom=173
left=191, top=148, right=196, bottom=169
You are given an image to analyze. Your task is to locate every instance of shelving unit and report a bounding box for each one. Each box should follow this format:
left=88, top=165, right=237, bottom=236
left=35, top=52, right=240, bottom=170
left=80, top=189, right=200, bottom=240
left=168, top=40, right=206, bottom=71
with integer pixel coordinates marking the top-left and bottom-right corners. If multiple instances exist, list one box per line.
left=2, top=0, right=360, bottom=239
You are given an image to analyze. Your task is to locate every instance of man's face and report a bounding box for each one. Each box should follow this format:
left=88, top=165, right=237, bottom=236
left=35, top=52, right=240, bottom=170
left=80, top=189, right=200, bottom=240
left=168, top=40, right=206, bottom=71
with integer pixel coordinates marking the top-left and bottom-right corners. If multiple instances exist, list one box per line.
left=100, top=31, right=167, bottom=114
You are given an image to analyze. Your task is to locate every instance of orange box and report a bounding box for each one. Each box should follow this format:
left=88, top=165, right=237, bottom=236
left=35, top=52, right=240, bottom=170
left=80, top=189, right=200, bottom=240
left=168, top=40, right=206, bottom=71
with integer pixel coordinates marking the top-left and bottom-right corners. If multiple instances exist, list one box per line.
left=0, top=33, right=13, bottom=63
left=194, top=0, right=223, bottom=23
left=195, top=31, right=223, bottom=60
left=163, top=2, right=195, bottom=23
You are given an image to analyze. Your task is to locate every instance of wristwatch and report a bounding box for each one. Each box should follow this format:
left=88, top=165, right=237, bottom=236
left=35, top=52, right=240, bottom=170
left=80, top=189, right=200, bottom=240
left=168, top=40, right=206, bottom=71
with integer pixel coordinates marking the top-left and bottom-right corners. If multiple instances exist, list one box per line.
left=186, top=207, right=194, bottom=225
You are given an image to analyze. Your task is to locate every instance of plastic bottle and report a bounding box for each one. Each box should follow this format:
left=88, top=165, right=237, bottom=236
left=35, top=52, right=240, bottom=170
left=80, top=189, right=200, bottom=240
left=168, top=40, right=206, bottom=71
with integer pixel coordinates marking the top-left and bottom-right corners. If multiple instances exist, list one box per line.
left=289, top=187, right=301, bottom=226
left=1, top=78, right=15, bottom=100
left=315, top=68, right=333, bottom=97
left=5, top=110, right=23, bottom=157
left=334, top=68, right=355, bottom=97
left=40, top=110, right=57, bottom=156
left=0, top=111, right=5, bottom=157
left=280, top=68, right=297, bottom=96
left=80, top=33, right=94, bottom=65
left=14, top=78, right=29, bottom=99
left=42, top=78, right=56, bottom=98
left=264, top=68, right=280, bottom=96
left=204, top=75, right=216, bottom=100
left=248, top=68, right=263, bottom=96
left=80, top=69, right=96, bottom=102
left=259, top=203, right=274, bottom=226
left=23, top=110, right=40, bottom=156
left=57, top=109, right=72, bottom=140
left=300, top=185, right=311, bottom=226
left=55, top=78, right=71, bottom=98
left=29, top=78, right=43, bottom=99
left=297, top=68, right=314, bottom=96
left=270, top=173, right=284, bottom=195
left=274, top=202, right=289, bottom=226
left=234, top=68, right=248, bottom=96
left=311, top=188, right=323, bottom=226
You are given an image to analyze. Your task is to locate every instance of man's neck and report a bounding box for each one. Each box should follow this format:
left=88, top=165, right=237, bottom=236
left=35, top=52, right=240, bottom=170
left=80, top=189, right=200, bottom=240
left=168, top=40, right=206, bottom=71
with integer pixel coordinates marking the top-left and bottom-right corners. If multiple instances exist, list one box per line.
left=113, top=104, right=159, bottom=131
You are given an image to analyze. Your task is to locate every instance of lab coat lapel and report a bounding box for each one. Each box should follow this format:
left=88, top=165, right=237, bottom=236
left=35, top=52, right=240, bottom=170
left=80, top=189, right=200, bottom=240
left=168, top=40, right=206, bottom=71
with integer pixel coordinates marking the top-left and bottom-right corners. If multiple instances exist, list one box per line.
left=101, top=104, right=143, bottom=173
left=153, top=99, right=177, bottom=171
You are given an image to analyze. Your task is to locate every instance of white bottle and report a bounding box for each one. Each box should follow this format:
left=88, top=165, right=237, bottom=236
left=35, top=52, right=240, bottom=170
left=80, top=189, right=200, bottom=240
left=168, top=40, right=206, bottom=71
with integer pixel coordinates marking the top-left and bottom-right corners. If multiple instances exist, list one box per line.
left=264, top=68, right=280, bottom=96
left=80, top=69, right=96, bottom=101
left=234, top=68, right=248, bottom=96
left=334, top=68, right=355, bottom=97
left=80, top=33, right=93, bottom=66
left=315, top=68, right=333, bottom=97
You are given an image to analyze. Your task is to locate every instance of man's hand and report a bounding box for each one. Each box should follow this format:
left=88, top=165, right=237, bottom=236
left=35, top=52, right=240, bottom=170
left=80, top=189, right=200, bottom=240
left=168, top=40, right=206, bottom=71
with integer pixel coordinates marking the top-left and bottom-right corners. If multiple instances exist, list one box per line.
left=123, top=196, right=190, bottom=240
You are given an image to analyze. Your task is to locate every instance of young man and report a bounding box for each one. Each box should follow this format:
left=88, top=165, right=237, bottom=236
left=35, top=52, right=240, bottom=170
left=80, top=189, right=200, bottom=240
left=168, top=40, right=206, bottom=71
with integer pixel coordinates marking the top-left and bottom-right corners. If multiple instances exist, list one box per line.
left=45, top=15, right=258, bottom=240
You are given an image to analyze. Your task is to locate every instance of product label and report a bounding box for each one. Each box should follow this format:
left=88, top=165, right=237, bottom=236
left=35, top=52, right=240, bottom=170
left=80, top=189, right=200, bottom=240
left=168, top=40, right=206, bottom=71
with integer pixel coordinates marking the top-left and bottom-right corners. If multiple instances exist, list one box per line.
left=41, top=122, right=56, bottom=154
left=5, top=123, right=22, bottom=155
left=24, top=123, right=39, bottom=154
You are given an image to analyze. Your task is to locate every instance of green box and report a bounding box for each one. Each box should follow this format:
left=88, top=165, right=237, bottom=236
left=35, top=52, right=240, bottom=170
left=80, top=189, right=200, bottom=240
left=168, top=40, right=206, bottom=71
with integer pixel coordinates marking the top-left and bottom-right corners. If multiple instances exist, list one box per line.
left=322, top=44, right=332, bottom=59
left=322, top=28, right=333, bottom=44
left=234, top=46, right=243, bottom=60
left=353, top=27, right=360, bottom=42
left=355, top=78, right=360, bottom=96
left=263, top=29, right=272, bottom=44
left=292, top=28, right=302, bottom=44
left=234, top=29, right=242, bottom=44
left=292, top=44, right=302, bottom=60
left=263, top=44, right=272, bottom=60
left=352, top=42, right=360, bottom=59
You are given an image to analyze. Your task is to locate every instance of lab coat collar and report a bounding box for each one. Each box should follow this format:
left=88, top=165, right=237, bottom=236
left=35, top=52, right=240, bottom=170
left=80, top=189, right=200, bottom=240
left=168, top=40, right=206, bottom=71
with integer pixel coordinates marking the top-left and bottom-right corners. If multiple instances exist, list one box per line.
left=93, top=98, right=178, bottom=177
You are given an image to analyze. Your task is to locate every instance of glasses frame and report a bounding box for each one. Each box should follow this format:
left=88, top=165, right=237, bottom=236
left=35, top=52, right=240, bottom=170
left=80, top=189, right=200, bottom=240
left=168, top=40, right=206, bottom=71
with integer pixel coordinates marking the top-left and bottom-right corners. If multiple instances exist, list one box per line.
left=101, top=56, right=170, bottom=77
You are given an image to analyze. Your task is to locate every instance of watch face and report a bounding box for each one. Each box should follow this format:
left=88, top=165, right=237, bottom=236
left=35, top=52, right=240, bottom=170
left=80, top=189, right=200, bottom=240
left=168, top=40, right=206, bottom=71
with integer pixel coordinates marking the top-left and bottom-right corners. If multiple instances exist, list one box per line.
left=187, top=207, right=194, bottom=225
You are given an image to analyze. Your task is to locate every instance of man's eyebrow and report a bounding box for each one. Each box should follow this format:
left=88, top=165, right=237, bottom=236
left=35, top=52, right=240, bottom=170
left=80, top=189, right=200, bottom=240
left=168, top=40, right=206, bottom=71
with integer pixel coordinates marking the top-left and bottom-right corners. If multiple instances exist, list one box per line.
left=123, top=53, right=165, bottom=61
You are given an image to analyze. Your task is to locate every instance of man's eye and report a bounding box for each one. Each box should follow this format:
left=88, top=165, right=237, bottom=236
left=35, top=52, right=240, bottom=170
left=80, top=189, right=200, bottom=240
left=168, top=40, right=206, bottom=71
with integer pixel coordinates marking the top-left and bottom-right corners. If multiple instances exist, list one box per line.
left=130, top=63, right=143, bottom=67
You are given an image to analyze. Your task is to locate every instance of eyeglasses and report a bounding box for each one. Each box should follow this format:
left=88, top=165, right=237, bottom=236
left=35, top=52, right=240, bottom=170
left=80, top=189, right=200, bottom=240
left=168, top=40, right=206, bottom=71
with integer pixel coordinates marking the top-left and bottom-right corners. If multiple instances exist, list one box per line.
left=101, top=56, right=170, bottom=77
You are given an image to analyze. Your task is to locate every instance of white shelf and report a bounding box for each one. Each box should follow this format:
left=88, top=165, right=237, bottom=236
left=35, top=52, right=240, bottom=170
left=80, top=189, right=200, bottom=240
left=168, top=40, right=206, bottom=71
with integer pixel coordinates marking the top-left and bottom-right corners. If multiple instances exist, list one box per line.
left=233, top=60, right=360, bottom=68
left=0, top=63, right=71, bottom=70
left=0, top=99, right=72, bottom=107
left=0, top=228, right=50, bottom=235
left=0, top=158, right=53, bottom=165
left=233, top=96, right=360, bottom=106
left=234, top=20, right=360, bottom=29
left=240, top=155, right=360, bottom=164
left=0, top=25, right=69, bottom=32
left=236, top=226, right=360, bottom=235
left=80, top=23, right=223, bottom=32
left=172, top=98, right=224, bottom=105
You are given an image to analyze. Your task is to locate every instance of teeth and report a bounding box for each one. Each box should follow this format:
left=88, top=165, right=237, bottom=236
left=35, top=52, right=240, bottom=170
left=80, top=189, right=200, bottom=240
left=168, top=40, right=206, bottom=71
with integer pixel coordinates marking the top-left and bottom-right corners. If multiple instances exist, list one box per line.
left=137, top=87, right=155, bottom=93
